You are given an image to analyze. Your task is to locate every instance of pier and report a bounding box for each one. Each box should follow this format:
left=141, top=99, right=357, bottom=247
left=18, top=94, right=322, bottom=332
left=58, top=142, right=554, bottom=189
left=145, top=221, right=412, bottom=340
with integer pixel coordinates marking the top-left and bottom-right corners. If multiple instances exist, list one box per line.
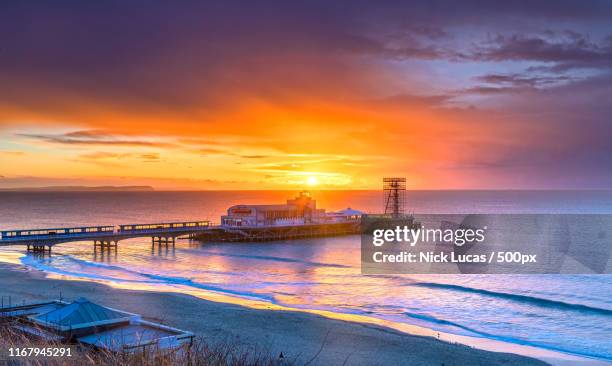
left=0, top=221, right=210, bottom=252
left=0, top=220, right=363, bottom=250
left=197, top=221, right=361, bottom=242
left=0, top=192, right=371, bottom=251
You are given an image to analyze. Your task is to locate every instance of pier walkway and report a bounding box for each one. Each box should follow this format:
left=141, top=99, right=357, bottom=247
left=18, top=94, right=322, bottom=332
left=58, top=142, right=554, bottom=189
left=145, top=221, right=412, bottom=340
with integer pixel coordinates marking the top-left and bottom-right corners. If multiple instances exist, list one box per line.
left=0, top=221, right=211, bottom=252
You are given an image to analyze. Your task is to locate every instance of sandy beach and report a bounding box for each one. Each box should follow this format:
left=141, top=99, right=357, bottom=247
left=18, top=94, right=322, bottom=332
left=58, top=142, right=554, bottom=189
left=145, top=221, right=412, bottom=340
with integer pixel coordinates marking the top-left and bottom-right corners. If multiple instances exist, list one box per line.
left=0, top=262, right=549, bottom=366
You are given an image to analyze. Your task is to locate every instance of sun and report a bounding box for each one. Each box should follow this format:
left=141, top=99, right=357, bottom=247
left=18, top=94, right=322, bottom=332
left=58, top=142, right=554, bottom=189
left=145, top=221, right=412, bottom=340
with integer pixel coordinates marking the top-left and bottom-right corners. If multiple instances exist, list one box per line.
left=306, top=176, right=319, bottom=186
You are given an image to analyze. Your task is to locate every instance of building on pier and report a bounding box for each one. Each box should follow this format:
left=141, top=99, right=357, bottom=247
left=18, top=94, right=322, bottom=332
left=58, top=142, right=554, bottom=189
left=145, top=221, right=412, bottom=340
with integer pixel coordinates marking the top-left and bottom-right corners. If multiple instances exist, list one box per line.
left=200, top=192, right=364, bottom=241
left=220, top=191, right=364, bottom=228
left=221, top=191, right=327, bottom=227
left=325, top=208, right=363, bottom=222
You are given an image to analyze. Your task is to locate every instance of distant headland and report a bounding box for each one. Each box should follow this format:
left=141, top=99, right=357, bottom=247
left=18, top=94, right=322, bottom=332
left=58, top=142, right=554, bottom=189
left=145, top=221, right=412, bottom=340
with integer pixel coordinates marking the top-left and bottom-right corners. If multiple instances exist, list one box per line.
left=0, top=185, right=155, bottom=192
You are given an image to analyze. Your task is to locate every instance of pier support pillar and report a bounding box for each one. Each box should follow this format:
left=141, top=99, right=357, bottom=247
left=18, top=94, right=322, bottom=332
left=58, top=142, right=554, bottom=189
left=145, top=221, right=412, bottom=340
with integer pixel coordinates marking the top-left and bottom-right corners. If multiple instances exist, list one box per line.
left=94, top=240, right=117, bottom=251
left=27, top=244, right=50, bottom=254
left=151, top=236, right=176, bottom=249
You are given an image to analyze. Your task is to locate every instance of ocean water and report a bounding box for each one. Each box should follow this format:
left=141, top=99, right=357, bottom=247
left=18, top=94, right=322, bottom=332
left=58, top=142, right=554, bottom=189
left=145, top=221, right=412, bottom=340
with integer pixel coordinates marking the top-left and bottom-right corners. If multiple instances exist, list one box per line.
left=0, top=190, right=611, bottom=361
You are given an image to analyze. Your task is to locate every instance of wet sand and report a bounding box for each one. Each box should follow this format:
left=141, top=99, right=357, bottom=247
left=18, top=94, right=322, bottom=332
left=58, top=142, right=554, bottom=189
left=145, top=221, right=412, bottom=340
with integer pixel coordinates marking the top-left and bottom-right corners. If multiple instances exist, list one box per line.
left=0, top=262, right=549, bottom=366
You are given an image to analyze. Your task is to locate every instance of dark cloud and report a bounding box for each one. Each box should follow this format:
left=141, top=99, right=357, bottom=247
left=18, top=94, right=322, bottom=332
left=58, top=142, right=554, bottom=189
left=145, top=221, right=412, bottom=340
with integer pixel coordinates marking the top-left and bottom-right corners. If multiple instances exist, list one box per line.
left=469, top=32, right=612, bottom=71
left=79, top=152, right=126, bottom=160
left=473, top=74, right=575, bottom=88
left=74, top=152, right=161, bottom=168
left=461, top=73, right=578, bottom=95
left=460, top=86, right=531, bottom=95
left=240, top=155, right=269, bottom=159
left=64, top=130, right=114, bottom=139
left=17, top=131, right=175, bottom=148
left=139, top=153, right=160, bottom=162
left=1, top=0, right=611, bottom=116
left=79, top=152, right=160, bottom=162
left=195, top=148, right=233, bottom=156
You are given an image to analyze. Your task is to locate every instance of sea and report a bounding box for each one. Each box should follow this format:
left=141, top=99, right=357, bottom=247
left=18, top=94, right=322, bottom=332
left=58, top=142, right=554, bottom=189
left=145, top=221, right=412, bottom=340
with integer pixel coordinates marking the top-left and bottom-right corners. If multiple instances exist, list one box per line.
left=0, top=190, right=611, bottom=361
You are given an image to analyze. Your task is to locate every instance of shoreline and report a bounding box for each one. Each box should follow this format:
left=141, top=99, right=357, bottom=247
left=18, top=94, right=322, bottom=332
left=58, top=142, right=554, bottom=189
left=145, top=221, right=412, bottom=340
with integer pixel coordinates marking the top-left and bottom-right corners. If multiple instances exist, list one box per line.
left=0, top=262, right=553, bottom=366
left=0, top=262, right=601, bottom=366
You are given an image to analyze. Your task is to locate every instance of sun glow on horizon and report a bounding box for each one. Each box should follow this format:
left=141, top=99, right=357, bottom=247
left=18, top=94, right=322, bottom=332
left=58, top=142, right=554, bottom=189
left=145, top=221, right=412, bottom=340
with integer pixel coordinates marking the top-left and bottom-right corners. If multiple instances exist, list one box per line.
left=306, top=176, right=319, bottom=186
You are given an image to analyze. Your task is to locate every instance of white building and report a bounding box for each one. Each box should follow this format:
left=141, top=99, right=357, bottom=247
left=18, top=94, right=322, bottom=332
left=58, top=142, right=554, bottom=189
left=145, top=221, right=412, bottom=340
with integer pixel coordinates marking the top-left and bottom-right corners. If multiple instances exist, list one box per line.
left=221, top=192, right=326, bottom=227
left=221, top=192, right=363, bottom=228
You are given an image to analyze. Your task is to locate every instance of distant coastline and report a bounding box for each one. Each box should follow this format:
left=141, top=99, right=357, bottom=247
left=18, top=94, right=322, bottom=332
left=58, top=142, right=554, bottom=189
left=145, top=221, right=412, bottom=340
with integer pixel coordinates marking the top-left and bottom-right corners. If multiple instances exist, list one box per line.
left=0, top=185, right=155, bottom=192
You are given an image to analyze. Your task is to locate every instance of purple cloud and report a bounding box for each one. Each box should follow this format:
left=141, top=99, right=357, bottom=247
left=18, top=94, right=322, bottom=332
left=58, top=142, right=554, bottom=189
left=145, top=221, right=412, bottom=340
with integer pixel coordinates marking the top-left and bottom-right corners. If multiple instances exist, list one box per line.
left=469, top=32, right=612, bottom=71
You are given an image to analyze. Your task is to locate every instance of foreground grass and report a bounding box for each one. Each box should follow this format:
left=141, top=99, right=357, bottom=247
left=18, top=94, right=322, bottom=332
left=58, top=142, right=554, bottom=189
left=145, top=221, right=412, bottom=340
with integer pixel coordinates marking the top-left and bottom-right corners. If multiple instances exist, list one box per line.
left=0, top=324, right=291, bottom=366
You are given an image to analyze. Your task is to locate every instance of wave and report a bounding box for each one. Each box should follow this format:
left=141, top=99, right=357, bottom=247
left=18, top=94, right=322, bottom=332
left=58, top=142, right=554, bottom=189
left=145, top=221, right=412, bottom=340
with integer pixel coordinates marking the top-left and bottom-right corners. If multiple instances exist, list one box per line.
left=62, top=255, right=240, bottom=278
left=197, top=250, right=351, bottom=268
left=412, top=282, right=612, bottom=316
left=20, top=255, right=152, bottom=284
left=139, top=272, right=275, bottom=302
left=24, top=254, right=275, bottom=303
left=401, top=311, right=612, bottom=361
left=403, top=311, right=498, bottom=338
left=36, top=254, right=612, bottom=318
left=18, top=253, right=612, bottom=361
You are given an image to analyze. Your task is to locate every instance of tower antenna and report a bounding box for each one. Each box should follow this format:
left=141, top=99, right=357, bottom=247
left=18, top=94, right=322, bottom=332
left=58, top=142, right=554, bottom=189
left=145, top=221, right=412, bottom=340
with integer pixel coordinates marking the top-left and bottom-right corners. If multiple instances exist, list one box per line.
left=383, top=177, right=406, bottom=218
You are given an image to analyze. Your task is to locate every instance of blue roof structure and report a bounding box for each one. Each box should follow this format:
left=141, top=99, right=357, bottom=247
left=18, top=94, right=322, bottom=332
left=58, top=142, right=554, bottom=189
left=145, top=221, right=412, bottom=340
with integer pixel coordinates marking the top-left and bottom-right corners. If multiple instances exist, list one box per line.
left=34, top=297, right=127, bottom=326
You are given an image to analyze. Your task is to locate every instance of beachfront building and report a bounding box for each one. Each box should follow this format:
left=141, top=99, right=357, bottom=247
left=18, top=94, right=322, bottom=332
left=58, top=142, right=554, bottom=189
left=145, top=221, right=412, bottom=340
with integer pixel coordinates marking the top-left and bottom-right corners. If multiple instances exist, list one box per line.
left=0, top=297, right=193, bottom=352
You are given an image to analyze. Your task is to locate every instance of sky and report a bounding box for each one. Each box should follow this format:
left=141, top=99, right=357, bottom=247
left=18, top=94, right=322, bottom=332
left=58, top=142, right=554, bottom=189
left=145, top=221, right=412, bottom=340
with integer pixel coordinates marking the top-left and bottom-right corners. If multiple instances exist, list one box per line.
left=1, top=0, right=612, bottom=190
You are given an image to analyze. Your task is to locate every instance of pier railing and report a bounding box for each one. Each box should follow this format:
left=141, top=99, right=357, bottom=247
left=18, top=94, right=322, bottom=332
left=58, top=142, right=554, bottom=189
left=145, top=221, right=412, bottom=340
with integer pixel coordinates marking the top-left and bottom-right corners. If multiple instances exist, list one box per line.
left=0, top=221, right=211, bottom=250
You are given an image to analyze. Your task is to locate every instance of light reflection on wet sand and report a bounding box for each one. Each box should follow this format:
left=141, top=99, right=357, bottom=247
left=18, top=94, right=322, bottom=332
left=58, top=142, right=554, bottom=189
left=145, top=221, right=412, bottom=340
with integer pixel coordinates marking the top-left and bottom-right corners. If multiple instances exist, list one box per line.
left=0, top=247, right=603, bottom=365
